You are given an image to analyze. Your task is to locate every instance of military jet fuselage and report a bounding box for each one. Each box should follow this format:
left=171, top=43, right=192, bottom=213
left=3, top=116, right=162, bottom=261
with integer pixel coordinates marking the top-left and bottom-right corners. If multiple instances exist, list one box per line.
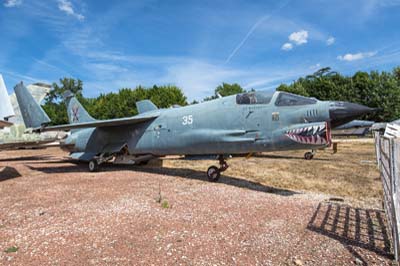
left=63, top=92, right=332, bottom=156
left=15, top=84, right=373, bottom=181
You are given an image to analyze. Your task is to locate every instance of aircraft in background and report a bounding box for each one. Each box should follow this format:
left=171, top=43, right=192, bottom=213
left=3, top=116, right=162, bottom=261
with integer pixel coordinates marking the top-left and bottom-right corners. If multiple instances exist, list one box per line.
left=0, top=74, right=14, bottom=129
left=332, top=120, right=375, bottom=137
left=0, top=80, right=61, bottom=151
left=17, top=83, right=374, bottom=181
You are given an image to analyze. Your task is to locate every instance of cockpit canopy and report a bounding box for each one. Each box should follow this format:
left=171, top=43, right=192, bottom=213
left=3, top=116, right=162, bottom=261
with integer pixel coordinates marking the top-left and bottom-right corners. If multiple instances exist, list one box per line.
left=236, top=91, right=317, bottom=106
left=275, top=92, right=317, bottom=106
left=236, top=92, right=273, bottom=105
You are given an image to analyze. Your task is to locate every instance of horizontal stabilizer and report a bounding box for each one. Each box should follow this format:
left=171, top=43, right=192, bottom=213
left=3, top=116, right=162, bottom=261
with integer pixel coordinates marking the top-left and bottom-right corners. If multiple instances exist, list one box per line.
left=136, top=100, right=158, bottom=114
left=37, top=113, right=159, bottom=132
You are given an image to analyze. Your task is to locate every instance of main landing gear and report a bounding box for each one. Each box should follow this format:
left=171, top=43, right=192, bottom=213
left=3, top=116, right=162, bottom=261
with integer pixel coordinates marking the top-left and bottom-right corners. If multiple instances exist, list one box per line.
left=207, top=155, right=229, bottom=182
left=88, top=153, right=113, bottom=172
left=304, top=149, right=316, bottom=160
left=88, top=159, right=99, bottom=172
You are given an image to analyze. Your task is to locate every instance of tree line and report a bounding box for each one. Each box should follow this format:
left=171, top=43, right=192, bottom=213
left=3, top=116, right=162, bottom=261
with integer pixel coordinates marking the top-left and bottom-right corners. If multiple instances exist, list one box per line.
left=277, top=67, right=400, bottom=122
left=43, top=66, right=400, bottom=124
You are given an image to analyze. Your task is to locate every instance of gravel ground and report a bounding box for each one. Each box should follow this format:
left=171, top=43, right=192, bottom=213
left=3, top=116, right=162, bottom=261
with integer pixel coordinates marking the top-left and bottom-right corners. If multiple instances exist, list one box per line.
left=0, top=148, right=394, bottom=265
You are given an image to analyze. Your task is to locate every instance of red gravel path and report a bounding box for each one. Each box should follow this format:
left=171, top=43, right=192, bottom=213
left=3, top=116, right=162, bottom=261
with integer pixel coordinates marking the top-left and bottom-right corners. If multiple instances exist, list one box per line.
left=0, top=148, right=393, bottom=265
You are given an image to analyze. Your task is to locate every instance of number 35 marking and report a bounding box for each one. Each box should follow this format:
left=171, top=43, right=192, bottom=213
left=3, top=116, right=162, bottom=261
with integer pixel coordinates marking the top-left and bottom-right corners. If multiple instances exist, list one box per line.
left=182, top=115, right=193, bottom=125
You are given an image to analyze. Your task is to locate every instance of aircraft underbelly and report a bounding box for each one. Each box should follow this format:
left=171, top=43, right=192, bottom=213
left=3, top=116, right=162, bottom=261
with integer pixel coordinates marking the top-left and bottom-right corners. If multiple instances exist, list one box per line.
left=132, top=127, right=273, bottom=155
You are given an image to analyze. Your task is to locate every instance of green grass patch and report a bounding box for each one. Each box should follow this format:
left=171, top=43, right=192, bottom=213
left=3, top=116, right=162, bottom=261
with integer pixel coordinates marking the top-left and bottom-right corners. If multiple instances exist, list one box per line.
left=161, top=200, right=170, bottom=209
left=4, top=246, right=18, bottom=253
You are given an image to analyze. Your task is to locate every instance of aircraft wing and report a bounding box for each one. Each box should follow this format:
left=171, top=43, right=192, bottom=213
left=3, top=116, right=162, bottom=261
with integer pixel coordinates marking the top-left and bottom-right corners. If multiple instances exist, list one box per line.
left=334, top=120, right=374, bottom=130
left=0, top=139, right=59, bottom=150
left=37, top=114, right=159, bottom=132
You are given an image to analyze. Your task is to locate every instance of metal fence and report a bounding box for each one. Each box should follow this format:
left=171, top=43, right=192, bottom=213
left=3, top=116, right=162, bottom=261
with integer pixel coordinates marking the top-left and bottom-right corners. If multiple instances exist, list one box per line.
left=375, top=133, right=400, bottom=262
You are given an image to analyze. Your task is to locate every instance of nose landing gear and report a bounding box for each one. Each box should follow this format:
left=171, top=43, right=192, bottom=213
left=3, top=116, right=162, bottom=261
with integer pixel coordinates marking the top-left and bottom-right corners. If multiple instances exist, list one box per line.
left=207, top=155, right=229, bottom=182
left=304, top=149, right=316, bottom=160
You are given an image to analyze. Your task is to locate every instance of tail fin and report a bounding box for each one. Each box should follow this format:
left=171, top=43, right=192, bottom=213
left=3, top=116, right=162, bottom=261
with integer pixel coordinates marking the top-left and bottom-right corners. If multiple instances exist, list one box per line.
left=0, top=74, right=15, bottom=120
left=15, top=82, right=51, bottom=128
left=63, top=91, right=95, bottom=124
left=136, top=100, right=158, bottom=114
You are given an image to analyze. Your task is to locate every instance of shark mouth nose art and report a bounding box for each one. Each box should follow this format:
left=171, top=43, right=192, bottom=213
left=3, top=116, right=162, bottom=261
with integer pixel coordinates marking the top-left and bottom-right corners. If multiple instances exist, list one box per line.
left=285, top=122, right=330, bottom=145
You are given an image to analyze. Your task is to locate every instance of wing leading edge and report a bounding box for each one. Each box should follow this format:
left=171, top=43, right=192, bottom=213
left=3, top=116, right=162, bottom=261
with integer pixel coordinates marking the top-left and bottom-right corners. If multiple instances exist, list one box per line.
left=37, top=114, right=159, bottom=132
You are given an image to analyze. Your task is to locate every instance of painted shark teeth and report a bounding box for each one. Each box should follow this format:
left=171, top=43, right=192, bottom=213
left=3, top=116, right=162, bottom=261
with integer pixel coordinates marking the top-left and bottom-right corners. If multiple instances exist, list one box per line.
left=285, top=123, right=328, bottom=145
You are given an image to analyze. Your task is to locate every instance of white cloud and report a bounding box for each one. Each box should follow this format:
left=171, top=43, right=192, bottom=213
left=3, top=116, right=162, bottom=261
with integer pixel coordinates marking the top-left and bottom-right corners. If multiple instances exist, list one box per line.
left=289, top=30, right=308, bottom=45
left=326, top=36, right=335, bottom=46
left=281, top=42, right=293, bottom=51
left=377, top=0, right=400, bottom=7
left=309, top=63, right=321, bottom=70
left=337, top=51, right=377, bottom=61
left=224, top=1, right=291, bottom=63
left=4, top=0, right=22, bottom=7
left=57, top=0, right=84, bottom=21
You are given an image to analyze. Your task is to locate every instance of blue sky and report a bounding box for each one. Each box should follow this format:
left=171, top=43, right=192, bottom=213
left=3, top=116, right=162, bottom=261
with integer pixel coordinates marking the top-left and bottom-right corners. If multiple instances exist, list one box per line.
left=1, top=0, right=400, bottom=101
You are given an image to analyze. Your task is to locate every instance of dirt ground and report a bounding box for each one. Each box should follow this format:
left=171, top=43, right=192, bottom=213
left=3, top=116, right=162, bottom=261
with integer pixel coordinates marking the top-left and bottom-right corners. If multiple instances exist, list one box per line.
left=164, top=140, right=382, bottom=207
left=0, top=143, right=394, bottom=265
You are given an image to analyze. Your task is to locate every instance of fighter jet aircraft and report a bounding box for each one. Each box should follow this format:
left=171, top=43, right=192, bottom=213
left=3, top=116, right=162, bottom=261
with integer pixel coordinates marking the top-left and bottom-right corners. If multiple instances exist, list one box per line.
left=0, top=81, right=60, bottom=151
left=16, top=84, right=374, bottom=181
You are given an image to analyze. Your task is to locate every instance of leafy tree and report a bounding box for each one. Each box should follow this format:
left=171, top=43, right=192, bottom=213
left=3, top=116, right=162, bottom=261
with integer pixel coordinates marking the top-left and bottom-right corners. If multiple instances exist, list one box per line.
left=44, top=80, right=188, bottom=123
left=204, top=83, right=246, bottom=101
left=277, top=67, right=400, bottom=122
left=43, top=78, right=88, bottom=125
left=90, top=85, right=187, bottom=119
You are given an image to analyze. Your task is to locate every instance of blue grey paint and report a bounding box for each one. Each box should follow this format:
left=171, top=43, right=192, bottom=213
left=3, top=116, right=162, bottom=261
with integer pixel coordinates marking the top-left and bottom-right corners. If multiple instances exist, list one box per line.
left=14, top=83, right=50, bottom=128
left=16, top=87, right=374, bottom=163
left=53, top=91, right=332, bottom=161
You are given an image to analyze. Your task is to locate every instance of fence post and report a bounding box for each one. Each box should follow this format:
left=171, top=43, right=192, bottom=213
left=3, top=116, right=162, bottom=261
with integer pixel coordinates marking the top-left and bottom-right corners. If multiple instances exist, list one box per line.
left=375, top=134, right=400, bottom=264
left=393, top=139, right=400, bottom=262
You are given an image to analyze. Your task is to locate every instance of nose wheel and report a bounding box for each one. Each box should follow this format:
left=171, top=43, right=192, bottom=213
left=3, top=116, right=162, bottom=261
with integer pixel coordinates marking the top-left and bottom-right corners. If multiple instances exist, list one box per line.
left=206, top=155, right=229, bottom=182
left=304, top=150, right=316, bottom=160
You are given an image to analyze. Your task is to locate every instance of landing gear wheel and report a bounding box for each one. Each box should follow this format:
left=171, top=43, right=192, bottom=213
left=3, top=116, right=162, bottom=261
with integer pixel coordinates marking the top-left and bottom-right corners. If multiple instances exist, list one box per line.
left=88, top=159, right=99, bottom=172
left=207, top=166, right=221, bottom=182
left=304, top=152, right=314, bottom=160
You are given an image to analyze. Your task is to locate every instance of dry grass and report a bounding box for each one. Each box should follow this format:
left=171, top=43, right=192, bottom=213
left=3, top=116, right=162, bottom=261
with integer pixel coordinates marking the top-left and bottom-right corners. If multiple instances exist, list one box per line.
left=163, top=140, right=381, bottom=205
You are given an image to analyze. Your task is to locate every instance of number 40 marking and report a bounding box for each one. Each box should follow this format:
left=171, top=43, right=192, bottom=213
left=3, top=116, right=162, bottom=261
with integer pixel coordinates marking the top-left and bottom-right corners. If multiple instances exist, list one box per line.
left=182, top=115, right=193, bottom=125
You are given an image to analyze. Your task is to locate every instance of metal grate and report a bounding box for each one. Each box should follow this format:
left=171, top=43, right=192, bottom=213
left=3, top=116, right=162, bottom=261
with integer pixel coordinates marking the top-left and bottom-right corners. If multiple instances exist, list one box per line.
left=375, top=132, right=400, bottom=263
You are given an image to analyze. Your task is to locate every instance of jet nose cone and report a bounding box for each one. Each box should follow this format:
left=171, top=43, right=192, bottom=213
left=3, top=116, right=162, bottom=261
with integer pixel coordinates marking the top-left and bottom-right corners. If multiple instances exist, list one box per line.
left=329, top=101, right=375, bottom=128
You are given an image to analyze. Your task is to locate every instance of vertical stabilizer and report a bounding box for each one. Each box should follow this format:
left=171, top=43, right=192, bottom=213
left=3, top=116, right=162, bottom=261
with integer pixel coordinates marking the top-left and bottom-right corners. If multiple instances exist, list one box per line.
left=0, top=74, right=14, bottom=120
left=15, top=82, right=51, bottom=128
left=136, top=100, right=158, bottom=114
left=63, top=91, right=95, bottom=124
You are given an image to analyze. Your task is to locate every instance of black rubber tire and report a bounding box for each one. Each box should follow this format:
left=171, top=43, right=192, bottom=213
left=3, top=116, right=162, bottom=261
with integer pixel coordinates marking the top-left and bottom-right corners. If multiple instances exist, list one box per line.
left=304, top=152, right=314, bottom=160
left=88, top=159, right=99, bottom=172
left=207, top=166, right=220, bottom=182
